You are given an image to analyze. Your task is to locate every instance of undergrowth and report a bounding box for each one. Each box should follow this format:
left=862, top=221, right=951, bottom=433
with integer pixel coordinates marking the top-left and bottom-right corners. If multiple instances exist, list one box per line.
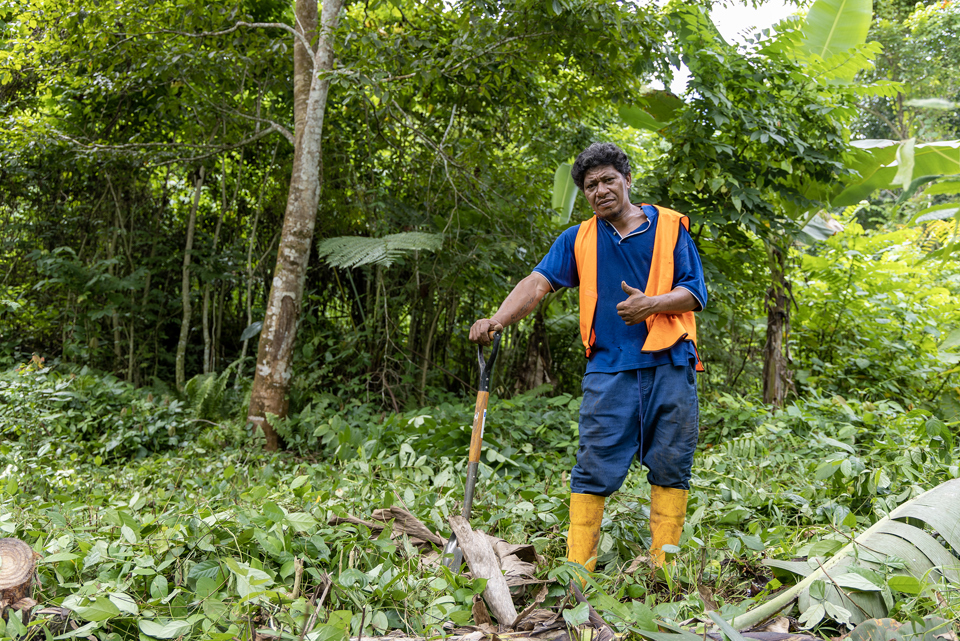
left=1, top=362, right=959, bottom=640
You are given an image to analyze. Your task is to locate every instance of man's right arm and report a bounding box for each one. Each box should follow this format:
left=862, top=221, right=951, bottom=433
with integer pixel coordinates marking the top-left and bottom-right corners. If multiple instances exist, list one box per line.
left=468, top=272, right=553, bottom=345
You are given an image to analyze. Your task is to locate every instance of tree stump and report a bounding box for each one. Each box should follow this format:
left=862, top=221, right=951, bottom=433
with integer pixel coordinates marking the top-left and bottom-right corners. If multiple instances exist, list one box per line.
left=0, top=538, right=38, bottom=614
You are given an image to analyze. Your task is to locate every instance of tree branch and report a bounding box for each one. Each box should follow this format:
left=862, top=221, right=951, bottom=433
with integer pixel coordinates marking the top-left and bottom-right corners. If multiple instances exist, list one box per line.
left=442, top=31, right=552, bottom=74
left=52, top=123, right=287, bottom=165
left=156, top=22, right=314, bottom=63
left=860, top=103, right=902, bottom=140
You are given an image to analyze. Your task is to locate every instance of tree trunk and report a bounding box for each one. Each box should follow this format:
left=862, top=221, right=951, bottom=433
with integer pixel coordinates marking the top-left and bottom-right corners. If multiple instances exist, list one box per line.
left=761, top=243, right=792, bottom=406
left=418, top=295, right=442, bottom=403
left=247, top=0, right=344, bottom=450
left=175, top=168, right=205, bottom=392
left=0, top=538, right=37, bottom=611
left=293, top=0, right=319, bottom=136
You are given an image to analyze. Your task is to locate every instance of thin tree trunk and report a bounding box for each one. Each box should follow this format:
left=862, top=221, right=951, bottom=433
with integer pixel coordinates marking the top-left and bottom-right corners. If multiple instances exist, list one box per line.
left=293, top=0, right=319, bottom=136
left=247, top=0, right=344, bottom=450
left=761, top=243, right=792, bottom=406
left=142, top=171, right=170, bottom=378
left=203, top=154, right=229, bottom=374
left=418, top=295, right=442, bottom=403
left=176, top=168, right=206, bottom=392
left=214, top=283, right=226, bottom=372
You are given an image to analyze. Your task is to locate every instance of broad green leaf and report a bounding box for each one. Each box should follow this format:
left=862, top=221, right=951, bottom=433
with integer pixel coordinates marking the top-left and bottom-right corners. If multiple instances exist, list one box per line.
left=108, top=592, right=139, bottom=615
left=240, top=321, right=262, bottom=342
left=887, top=575, right=922, bottom=595
left=834, top=140, right=960, bottom=206
left=618, top=104, right=667, bottom=131
left=53, top=621, right=100, bottom=640
left=562, top=601, right=590, bottom=627
left=799, top=0, right=872, bottom=61
left=798, top=215, right=839, bottom=243
left=798, top=602, right=826, bottom=629
left=925, top=178, right=960, bottom=196
left=62, top=595, right=121, bottom=622
left=284, top=512, right=318, bottom=532
left=834, top=573, right=883, bottom=591
left=234, top=564, right=273, bottom=598
left=262, top=501, right=285, bottom=523
left=636, top=89, right=684, bottom=122
left=290, top=475, right=310, bottom=489
left=551, top=163, right=578, bottom=224
left=189, top=559, right=224, bottom=582
left=203, top=598, right=228, bottom=619
left=41, top=552, right=80, bottom=563
left=150, top=575, right=169, bottom=600
left=139, top=619, right=193, bottom=639
left=894, top=174, right=945, bottom=204
left=941, top=329, right=960, bottom=350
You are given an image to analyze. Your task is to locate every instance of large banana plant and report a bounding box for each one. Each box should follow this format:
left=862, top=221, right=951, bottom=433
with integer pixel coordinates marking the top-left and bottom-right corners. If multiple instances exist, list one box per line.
left=730, top=478, right=960, bottom=630
left=633, top=480, right=960, bottom=641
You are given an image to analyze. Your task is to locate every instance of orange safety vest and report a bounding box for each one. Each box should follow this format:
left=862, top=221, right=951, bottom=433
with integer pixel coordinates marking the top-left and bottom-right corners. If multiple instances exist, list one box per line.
left=573, top=205, right=704, bottom=372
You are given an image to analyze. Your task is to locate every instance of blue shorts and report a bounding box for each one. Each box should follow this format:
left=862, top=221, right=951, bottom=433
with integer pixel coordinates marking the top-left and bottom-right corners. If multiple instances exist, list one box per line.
left=571, top=366, right=699, bottom=496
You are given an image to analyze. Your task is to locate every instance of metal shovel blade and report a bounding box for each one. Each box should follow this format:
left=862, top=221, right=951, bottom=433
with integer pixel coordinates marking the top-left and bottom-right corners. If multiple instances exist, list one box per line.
left=441, top=533, right=463, bottom=571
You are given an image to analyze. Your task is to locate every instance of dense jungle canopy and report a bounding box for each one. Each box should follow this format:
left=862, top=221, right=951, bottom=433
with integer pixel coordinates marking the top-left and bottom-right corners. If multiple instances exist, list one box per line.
left=1, top=0, right=958, bottom=416
left=3, top=0, right=960, bottom=638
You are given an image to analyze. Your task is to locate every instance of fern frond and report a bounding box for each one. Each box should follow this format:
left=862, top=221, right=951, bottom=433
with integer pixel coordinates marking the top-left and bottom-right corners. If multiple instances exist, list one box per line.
left=316, top=232, right=443, bottom=269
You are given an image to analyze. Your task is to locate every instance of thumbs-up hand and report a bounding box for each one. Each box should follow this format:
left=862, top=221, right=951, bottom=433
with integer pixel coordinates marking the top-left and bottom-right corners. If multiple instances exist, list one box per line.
left=616, top=281, right=657, bottom=326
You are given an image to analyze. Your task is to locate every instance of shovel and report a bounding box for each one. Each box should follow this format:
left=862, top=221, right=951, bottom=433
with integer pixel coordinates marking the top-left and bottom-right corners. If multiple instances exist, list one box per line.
left=442, top=330, right=502, bottom=571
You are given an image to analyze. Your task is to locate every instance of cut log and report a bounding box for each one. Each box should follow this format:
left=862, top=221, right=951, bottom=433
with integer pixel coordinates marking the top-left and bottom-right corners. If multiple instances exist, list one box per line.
left=449, top=516, right=519, bottom=626
left=0, top=538, right=38, bottom=611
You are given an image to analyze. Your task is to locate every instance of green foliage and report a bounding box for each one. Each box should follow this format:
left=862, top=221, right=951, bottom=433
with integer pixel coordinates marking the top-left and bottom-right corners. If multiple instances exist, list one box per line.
left=315, top=233, right=444, bottom=269
left=0, top=366, right=192, bottom=460
left=856, top=0, right=960, bottom=141
left=3, top=355, right=959, bottom=639
left=793, top=221, right=960, bottom=410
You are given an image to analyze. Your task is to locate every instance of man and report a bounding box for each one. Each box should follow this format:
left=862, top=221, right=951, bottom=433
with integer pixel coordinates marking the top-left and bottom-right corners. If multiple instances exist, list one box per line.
left=469, top=142, right=706, bottom=573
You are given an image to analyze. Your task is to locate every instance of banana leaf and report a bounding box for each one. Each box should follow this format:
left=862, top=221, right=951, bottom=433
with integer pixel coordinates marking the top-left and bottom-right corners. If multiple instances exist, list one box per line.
left=731, top=479, right=960, bottom=630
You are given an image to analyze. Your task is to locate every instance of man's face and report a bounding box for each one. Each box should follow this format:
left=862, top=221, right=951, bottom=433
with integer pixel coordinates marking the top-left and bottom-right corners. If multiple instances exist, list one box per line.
left=582, top=165, right=632, bottom=221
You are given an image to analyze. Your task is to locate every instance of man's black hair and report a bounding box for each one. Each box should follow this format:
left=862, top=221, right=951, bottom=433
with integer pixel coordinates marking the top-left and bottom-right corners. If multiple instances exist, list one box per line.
left=570, top=142, right=631, bottom=190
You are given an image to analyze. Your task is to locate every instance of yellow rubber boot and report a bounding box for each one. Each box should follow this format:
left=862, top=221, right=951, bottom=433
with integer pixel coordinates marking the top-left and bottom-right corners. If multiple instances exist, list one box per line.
left=567, top=493, right=606, bottom=572
left=649, top=485, right=688, bottom=567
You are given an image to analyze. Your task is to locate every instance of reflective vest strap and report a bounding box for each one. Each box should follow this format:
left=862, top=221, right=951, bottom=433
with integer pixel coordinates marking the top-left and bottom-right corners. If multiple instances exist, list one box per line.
left=640, top=206, right=703, bottom=371
left=574, top=216, right=599, bottom=356
left=643, top=206, right=689, bottom=299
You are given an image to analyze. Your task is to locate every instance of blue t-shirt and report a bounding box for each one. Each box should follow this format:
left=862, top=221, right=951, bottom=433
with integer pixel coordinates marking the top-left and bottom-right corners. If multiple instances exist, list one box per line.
left=533, top=205, right=707, bottom=373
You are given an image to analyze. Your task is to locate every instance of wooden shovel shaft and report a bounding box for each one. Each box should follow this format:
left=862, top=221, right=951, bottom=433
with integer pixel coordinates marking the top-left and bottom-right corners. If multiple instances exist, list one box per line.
left=468, top=391, right=489, bottom=464
left=443, top=332, right=500, bottom=570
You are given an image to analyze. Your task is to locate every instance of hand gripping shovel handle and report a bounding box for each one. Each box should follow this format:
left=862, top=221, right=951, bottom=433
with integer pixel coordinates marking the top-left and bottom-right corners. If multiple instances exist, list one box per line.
left=442, top=331, right=501, bottom=570
left=463, top=331, right=501, bottom=519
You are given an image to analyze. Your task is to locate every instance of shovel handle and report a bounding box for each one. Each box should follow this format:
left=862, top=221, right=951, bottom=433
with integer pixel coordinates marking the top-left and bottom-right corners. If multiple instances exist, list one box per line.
left=463, top=332, right=501, bottom=519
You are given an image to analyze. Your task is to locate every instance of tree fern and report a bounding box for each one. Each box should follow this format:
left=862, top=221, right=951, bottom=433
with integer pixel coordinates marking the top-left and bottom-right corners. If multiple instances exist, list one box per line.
left=183, top=368, right=233, bottom=421
left=315, top=232, right=443, bottom=269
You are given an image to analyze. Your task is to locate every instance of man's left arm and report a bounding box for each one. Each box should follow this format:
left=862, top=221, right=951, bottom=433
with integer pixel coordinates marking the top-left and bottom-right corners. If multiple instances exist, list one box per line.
left=616, top=228, right=707, bottom=326
left=616, top=283, right=697, bottom=326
